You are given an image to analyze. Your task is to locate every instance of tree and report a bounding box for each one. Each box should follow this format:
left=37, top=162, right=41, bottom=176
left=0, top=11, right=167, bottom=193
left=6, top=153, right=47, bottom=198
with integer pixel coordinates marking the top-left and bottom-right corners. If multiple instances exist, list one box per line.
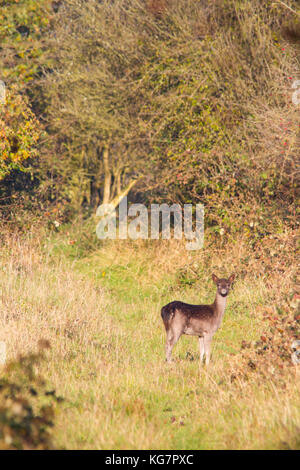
left=0, top=0, right=53, bottom=215
left=41, top=0, right=299, bottom=229
left=42, top=0, right=156, bottom=210
left=0, top=86, right=41, bottom=181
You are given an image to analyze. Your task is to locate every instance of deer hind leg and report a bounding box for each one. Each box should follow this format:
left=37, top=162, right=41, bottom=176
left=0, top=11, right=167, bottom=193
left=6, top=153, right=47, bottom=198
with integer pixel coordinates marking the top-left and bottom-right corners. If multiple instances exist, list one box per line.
left=165, top=328, right=181, bottom=363
left=199, top=336, right=205, bottom=365
left=203, top=334, right=212, bottom=366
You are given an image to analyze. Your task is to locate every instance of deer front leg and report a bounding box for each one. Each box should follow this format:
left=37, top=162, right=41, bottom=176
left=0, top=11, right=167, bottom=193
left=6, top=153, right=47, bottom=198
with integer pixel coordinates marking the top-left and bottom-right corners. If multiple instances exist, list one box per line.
left=199, top=336, right=205, bottom=365
left=203, top=334, right=212, bottom=366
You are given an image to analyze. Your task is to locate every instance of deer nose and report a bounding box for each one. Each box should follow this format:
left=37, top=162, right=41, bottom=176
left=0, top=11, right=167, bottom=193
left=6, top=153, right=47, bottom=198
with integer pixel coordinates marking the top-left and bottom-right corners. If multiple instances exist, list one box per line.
left=221, top=288, right=227, bottom=295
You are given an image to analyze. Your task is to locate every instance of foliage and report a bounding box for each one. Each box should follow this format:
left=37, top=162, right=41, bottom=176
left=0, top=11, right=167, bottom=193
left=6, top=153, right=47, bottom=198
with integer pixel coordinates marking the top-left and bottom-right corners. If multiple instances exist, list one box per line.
left=0, top=0, right=299, bottom=228
left=234, top=298, right=300, bottom=383
left=0, top=0, right=54, bottom=217
left=0, top=86, right=41, bottom=181
left=0, top=1, right=299, bottom=451
left=0, top=341, right=63, bottom=450
left=40, top=0, right=157, bottom=208
left=134, top=0, right=299, bottom=224
left=37, top=0, right=300, bottom=229
left=0, top=0, right=52, bottom=84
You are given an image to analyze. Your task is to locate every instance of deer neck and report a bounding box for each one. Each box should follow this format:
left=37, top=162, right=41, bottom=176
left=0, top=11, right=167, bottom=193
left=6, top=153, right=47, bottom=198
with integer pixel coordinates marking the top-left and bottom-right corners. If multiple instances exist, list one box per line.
left=213, top=292, right=227, bottom=321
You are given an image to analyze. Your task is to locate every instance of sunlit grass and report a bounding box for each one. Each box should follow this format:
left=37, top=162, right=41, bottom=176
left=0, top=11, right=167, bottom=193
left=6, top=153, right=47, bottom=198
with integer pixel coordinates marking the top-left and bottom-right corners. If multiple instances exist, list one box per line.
left=0, top=230, right=298, bottom=449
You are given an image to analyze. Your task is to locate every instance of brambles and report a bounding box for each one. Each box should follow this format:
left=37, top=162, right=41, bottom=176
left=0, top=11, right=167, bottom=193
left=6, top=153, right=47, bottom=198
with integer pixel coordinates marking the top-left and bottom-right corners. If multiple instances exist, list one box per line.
left=234, top=299, right=300, bottom=383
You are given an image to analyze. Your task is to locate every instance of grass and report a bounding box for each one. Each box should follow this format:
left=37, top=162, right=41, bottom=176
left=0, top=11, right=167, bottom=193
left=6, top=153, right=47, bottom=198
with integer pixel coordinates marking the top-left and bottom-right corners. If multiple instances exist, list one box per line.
left=0, top=226, right=299, bottom=449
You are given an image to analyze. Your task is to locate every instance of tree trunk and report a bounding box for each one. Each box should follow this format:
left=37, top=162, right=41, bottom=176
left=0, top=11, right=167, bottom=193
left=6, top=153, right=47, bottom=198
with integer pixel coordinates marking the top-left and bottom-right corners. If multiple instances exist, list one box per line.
left=109, top=178, right=139, bottom=209
left=102, top=145, right=111, bottom=205
left=93, top=144, right=139, bottom=213
left=96, top=178, right=140, bottom=217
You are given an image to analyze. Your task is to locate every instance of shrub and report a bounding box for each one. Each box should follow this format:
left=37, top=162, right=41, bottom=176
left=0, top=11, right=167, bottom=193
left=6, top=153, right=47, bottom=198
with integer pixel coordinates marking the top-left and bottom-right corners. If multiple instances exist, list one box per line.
left=0, top=86, right=41, bottom=181
left=0, top=341, right=63, bottom=450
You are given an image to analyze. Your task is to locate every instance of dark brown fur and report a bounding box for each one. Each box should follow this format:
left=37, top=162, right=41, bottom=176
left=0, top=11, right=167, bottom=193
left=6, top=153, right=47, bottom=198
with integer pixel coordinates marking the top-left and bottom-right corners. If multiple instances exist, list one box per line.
left=161, top=301, right=215, bottom=334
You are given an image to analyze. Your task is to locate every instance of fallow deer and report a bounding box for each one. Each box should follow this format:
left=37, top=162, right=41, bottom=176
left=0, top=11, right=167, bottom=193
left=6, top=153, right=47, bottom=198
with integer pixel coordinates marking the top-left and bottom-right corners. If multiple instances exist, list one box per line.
left=161, top=274, right=235, bottom=364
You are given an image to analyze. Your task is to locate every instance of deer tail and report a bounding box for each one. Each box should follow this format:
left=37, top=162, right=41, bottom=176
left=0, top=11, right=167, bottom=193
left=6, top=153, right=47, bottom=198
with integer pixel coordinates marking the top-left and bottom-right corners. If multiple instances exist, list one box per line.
left=161, top=304, right=175, bottom=329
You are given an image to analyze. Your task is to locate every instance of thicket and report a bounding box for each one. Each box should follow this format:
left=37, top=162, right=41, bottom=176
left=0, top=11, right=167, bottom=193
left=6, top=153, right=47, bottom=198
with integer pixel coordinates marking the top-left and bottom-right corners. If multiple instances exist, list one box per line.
left=0, top=0, right=299, bottom=233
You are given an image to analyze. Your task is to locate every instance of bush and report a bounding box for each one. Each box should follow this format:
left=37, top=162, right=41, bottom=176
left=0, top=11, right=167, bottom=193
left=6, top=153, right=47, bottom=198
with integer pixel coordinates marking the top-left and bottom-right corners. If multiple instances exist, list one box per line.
left=0, top=341, right=63, bottom=450
left=0, top=86, right=41, bottom=181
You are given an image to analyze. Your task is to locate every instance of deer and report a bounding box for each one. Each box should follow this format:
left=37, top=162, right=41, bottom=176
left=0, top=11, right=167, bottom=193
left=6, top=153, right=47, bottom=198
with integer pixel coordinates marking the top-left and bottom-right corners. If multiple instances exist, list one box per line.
left=161, top=273, right=235, bottom=365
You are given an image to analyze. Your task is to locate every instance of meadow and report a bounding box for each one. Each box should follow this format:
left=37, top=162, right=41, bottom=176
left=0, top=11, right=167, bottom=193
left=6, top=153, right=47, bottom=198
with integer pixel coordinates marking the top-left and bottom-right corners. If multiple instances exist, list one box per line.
left=0, top=223, right=298, bottom=450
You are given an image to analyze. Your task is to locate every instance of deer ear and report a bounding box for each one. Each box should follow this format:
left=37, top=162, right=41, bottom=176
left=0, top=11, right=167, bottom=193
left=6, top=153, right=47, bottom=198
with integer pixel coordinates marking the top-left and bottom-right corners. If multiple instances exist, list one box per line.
left=212, top=273, right=219, bottom=284
left=229, top=273, right=235, bottom=284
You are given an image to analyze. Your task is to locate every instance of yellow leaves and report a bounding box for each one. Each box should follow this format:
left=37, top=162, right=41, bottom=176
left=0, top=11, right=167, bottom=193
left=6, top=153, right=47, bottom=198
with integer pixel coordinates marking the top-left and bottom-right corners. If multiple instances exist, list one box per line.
left=11, top=149, right=30, bottom=162
left=0, top=87, right=42, bottom=179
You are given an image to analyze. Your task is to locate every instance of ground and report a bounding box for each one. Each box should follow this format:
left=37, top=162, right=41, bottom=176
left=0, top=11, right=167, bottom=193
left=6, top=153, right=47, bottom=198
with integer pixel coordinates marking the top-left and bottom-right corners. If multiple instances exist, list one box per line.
left=0, top=225, right=298, bottom=449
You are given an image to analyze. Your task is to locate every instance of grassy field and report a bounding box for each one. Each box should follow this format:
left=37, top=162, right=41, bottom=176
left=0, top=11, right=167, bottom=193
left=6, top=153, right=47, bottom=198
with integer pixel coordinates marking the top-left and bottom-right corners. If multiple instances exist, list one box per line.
left=0, top=225, right=299, bottom=450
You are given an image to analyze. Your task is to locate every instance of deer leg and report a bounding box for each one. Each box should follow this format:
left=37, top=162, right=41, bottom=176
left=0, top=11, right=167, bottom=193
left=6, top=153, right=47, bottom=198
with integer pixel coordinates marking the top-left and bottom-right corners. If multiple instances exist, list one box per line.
left=204, top=334, right=212, bottom=366
left=199, top=336, right=205, bottom=364
left=165, top=329, right=181, bottom=363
